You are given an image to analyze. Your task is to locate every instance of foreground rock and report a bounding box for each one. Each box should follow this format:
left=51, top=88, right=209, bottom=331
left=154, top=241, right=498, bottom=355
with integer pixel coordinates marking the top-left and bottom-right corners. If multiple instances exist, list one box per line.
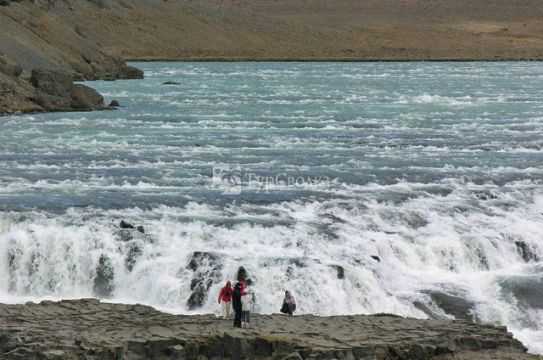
left=0, top=299, right=533, bottom=359
left=30, top=68, right=105, bottom=111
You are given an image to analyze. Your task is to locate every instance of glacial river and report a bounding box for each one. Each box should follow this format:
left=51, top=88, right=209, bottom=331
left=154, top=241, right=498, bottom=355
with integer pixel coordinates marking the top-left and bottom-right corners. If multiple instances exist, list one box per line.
left=0, top=62, right=542, bottom=352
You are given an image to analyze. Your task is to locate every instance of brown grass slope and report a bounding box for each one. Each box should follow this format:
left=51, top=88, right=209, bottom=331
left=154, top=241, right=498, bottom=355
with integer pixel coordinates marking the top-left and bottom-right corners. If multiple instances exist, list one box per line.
left=1, top=0, right=543, bottom=114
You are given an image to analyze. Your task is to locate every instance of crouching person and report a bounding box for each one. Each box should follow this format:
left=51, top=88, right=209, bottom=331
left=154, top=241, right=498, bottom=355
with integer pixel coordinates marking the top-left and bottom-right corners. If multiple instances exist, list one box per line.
left=280, top=290, right=296, bottom=316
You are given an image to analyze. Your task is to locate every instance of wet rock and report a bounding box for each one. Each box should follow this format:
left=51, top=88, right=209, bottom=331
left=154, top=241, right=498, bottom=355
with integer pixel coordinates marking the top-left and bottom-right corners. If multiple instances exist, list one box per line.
left=413, top=300, right=448, bottom=320
left=189, top=278, right=213, bottom=310
left=515, top=241, right=539, bottom=262
left=424, top=290, right=475, bottom=322
left=126, top=243, right=142, bottom=272
left=473, top=190, right=498, bottom=200
left=118, top=221, right=144, bottom=237
left=186, top=252, right=223, bottom=310
left=329, top=265, right=345, bottom=279
left=163, top=81, right=181, bottom=85
left=7, top=246, right=22, bottom=292
left=120, top=220, right=134, bottom=229
left=93, top=255, right=114, bottom=298
left=109, top=99, right=120, bottom=107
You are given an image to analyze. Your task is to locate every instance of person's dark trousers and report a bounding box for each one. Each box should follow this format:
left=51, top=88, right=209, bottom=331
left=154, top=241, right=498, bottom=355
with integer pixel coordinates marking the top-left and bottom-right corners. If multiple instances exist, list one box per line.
left=288, top=303, right=296, bottom=316
left=233, top=309, right=242, bottom=327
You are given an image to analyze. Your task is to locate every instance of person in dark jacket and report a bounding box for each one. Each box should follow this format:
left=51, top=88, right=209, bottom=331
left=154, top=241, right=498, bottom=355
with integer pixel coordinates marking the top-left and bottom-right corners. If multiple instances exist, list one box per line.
left=218, top=280, right=233, bottom=319
left=232, top=282, right=243, bottom=327
left=280, top=290, right=296, bottom=316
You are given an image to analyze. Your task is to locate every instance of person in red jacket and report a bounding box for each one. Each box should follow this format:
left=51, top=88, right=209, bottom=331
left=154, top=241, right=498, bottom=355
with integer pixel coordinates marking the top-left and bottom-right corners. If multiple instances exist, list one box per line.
left=218, top=280, right=233, bottom=319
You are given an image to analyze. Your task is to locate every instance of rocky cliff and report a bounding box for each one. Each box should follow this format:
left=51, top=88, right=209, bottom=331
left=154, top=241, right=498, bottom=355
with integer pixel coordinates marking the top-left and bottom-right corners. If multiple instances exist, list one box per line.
left=0, top=0, right=143, bottom=114
left=0, top=299, right=534, bottom=359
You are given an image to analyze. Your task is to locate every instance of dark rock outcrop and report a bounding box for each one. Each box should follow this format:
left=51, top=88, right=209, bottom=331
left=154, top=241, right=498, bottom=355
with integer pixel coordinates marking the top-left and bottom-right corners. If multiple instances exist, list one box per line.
left=0, top=299, right=532, bottom=359
left=30, top=68, right=73, bottom=96
left=70, top=83, right=103, bottom=109
left=473, top=190, right=498, bottom=200
left=119, top=220, right=145, bottom=233
left=93, top=255, right=115, bottom=298
left=118, top=65, right=144, bottom=79
left=515, top=241, right=539, bottom=262
left=7, top=246, right=22, bottom=292
left=329, top=264, right=345, bottom=279
left=0, top=1, right=144, bottom=115
left=29, top=68, right=104, bottom=111
left=413, top=300, right=448, bottom=320
left=109, top=99, right=120, bottom=107
left=116, top=221, right=147, bottom=271
left=424, top=290, right=476, bottom=322
left=125, top=242, right=142, bottom=272
left=120, top=220, right=135, bottom=229
left=186, top=252, right=223, bottom=310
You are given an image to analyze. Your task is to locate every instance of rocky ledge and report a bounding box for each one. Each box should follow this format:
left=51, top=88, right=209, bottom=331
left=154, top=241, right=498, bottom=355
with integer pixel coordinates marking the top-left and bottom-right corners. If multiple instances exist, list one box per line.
left=0, top=299, right=533, bottom=360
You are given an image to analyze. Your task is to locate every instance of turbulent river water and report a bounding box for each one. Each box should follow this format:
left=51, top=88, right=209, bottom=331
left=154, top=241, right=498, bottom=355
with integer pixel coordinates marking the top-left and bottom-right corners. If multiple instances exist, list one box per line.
left=1, top=62, right=542, bottom=353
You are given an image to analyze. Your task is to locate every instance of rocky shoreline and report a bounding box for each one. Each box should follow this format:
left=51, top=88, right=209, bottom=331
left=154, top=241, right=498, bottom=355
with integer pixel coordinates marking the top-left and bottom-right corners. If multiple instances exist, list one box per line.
left=0, top=299, right=535, bottom=360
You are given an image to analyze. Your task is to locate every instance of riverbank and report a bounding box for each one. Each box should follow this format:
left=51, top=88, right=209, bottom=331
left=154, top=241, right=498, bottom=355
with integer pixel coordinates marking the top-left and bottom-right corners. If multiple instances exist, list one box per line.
left=2, top=0, right=543, bottom=114
left=0, top=298, right=534, bottom=359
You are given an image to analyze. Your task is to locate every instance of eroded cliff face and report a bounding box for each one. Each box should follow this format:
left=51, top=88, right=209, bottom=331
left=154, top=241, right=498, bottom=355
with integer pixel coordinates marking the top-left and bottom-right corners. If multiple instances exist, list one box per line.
left=0, top=0, right=143, bottom=114
left=0, top=299, right=533, bottom=359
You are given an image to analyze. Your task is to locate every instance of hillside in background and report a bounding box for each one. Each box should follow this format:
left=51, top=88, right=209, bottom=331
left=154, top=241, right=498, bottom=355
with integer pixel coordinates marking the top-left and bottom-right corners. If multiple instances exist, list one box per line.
left=1, top=0, right=543, bottom=113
